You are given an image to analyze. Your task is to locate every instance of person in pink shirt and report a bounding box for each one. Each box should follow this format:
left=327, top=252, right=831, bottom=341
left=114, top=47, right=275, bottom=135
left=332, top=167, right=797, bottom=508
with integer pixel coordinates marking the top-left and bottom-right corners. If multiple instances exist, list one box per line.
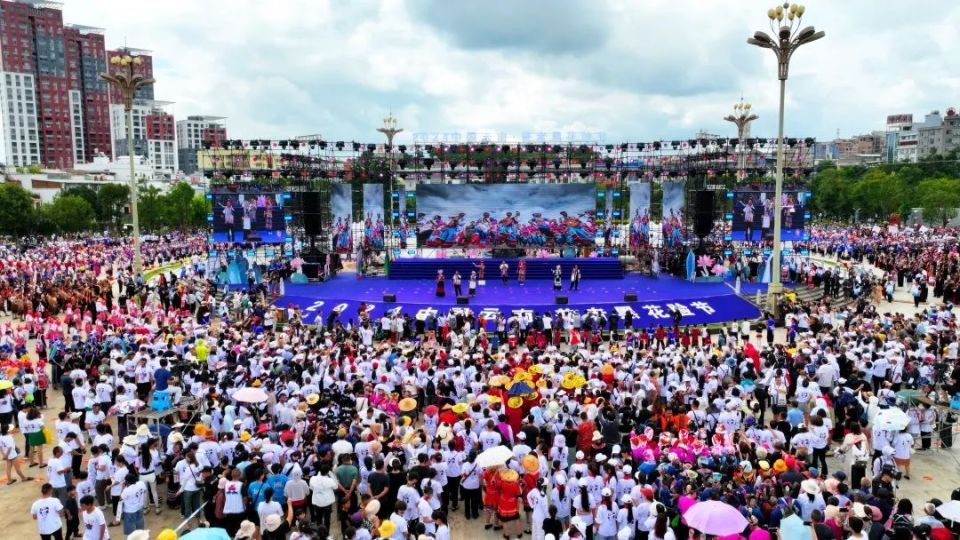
left=747, top=515, right=771, bottom=540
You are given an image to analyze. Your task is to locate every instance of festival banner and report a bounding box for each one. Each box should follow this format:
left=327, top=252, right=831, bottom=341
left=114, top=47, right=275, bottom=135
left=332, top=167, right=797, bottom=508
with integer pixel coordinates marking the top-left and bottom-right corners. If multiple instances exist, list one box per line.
left=661, top=181, right=686, bottom=248
left=330, top=184, right=352, bottom=253
left=628, top=181, right=651, bottom=249
left=362, top=184, right=385, bottom=250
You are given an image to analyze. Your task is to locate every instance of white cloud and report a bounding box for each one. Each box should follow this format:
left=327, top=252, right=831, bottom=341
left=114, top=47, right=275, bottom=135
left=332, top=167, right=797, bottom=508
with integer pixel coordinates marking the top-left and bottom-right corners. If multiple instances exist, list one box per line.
left=62, top=0, right=960, bottom=143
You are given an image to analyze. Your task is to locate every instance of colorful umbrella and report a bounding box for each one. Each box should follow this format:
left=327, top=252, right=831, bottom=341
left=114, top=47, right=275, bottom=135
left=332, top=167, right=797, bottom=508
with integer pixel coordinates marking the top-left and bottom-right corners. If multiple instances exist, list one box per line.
left=684, top=500, right=748, bottom=536
left=507, top=381, right=534, bottom=396
left=232, top=387, right=269, bottom=404
left=476, top=445, right=513, bottom=468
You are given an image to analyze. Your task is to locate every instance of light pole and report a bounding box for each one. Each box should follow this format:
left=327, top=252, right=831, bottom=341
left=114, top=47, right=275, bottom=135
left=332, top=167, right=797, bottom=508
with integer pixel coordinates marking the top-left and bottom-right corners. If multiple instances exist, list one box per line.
left=377, top=114, right=402, bottom=251
left=723, top=99, right=758, bottom=181
left=747, top=3, right=824, bottom=313
left=101, top=53, right=154, bottom=276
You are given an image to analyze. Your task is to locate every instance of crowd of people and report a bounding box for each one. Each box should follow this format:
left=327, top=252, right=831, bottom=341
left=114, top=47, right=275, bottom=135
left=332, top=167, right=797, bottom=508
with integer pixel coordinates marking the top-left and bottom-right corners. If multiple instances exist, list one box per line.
left=2, top=225, right=960, bottom=540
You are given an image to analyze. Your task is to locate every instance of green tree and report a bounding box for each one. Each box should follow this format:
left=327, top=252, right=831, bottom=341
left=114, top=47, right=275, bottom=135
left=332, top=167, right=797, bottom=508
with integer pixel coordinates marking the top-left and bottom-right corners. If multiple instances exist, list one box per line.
left=189, top=195, right=211, bottom=228
left=850, top=169, right=907, bottom=220
left=138, top=185, right=164, bottom=232
left=0, top=183, right=37, bottom=235
left=42, top=194, right=96, bottom=233
left=162, top=182, right=198, bottom=230
left=916, top=178, right=960, bottom=226
left=810, top=168, right=850, bottom=218
left=97, top=183, right=130, bottom=231
left=61, top=185, right=101, bottom=220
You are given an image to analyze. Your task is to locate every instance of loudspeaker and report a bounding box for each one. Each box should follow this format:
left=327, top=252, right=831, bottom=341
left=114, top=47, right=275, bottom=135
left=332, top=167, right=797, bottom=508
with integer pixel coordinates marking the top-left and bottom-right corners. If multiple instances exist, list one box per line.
left=383, top=293, right=396, bottom=302
left=693, top=191, right=715, bottom=238
left=457, top=296, right=470, bottom=305
left=624, top=293, right=637, bottom=302
left=556, top=296, right=568, bottom=305
left=302, top=191, right=321, bottom=234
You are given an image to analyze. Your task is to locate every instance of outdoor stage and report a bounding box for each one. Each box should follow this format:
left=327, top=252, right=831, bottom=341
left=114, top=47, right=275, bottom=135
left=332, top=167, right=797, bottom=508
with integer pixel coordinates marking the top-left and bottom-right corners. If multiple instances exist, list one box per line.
left=275, top=273, right=762, bottom=328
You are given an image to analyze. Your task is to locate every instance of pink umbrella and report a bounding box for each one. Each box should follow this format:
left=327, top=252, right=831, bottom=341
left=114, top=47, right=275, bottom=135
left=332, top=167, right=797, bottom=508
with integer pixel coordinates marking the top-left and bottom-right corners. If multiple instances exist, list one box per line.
left=683, top=500, right=748, bottom=536
left=233, top=387, right=269, bottom=403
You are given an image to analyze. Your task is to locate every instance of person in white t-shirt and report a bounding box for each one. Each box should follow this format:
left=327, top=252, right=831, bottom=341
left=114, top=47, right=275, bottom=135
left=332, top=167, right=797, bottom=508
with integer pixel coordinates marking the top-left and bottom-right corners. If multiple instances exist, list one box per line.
left=117, top=473, right=147, bottom=536
left=31, top=483, right=65, bottom=540
left=892, top=429, right=915, bottom=479
left=80, top=495, right=108, bottom=540
left=0, top=423, right=31, bottom=484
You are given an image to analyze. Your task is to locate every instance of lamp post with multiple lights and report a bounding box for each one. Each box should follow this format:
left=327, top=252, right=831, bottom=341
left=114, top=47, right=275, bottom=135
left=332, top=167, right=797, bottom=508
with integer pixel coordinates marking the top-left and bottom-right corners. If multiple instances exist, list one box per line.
left=377, top=114, right=403, bottom=251
left=724, top=100, right=758, bottom=182
left=100, top=53, right=154, bottom=276
left=747, top=3, right=824, bottom=312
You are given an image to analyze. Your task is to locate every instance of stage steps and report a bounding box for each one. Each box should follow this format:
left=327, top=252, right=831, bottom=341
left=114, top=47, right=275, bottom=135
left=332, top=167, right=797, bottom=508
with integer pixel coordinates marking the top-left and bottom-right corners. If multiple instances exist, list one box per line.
left=388, top=258, right=623, bottom=280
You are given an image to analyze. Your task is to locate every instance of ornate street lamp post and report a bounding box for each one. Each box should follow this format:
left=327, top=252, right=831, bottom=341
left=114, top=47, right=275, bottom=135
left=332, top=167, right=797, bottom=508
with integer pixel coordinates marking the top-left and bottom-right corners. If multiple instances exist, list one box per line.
left=100, top=53, right=155, bottom=276
left=747, top=3, right=824, bottom=313
left=723, top=99, right=758, bottom=181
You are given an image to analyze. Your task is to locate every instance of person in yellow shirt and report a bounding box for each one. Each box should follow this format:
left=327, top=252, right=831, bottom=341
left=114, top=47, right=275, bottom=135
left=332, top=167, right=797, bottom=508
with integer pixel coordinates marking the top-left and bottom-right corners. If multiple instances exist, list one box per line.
left=195, top=340, right=209, bottom=363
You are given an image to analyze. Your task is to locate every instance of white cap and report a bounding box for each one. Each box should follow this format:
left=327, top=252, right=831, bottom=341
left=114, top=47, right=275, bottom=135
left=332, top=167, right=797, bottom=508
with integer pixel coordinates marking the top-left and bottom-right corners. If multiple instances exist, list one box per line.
left=601, top=487, right=613, bottom=497
left=576, top=450, right=585, bottom=459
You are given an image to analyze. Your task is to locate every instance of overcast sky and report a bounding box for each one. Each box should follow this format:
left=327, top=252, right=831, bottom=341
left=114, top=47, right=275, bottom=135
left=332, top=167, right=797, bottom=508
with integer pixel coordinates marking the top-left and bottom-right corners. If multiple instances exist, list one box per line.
left=65, top=0, right=960, bottom=144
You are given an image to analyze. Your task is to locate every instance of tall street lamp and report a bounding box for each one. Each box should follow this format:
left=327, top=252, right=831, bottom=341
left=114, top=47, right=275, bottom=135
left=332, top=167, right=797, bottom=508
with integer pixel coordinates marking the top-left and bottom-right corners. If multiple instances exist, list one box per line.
left=747, top=3, right=824, bottom=313
left=101, top=53, right=154, bottom=276
left=377, top=114, right=402, bottom=251
left=723, top=99, right=758, bottom=181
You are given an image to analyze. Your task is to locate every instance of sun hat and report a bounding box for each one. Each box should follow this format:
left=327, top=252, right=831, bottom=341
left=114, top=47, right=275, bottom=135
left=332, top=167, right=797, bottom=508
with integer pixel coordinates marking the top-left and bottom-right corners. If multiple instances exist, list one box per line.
left=305, top=393, right=320, bottom=405
left=265, top=514, right=284, bottom=532
left=236, top=521, right=256, bottom=539
left=773, top=459, right=787, bottom=473
left=136, top=425, right=150, bottom=437
left=500, top=469, right=519, bottom=482
left=123, top=435, right=140, bottom=446
left=127, top=531, right=150, bottom=540
left=398, top=398, right=417, bottom=412
left=801, top=479, right=821, bottom=495
left=378, top=521, right=396, bottom=538
left=157, top=529, right=178, bottom=540
left=522, top=455, right=539, bottom=473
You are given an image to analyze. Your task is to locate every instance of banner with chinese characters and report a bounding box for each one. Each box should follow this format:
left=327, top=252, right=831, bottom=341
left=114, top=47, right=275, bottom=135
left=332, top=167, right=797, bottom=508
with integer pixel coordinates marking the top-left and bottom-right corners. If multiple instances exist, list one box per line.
left=275, top=293, right=758, bottom=329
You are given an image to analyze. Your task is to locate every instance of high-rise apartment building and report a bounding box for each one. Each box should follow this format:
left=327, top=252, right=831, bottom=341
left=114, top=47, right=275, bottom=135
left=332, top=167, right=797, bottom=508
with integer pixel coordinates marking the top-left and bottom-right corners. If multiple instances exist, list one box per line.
left=0, top=0, right=144, bottom=170
left=176, top=115, right=226, bottom=174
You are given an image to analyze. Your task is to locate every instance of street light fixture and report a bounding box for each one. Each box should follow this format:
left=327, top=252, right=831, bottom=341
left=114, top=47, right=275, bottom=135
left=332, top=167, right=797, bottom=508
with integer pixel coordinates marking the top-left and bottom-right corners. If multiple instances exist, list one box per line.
left=723, top=99, right=759, bottom=181
left=747, top=3, right=824, bottom=313
left=376, top=113, right=403, bottom=251
left=100, top=53, right=155, bottom=276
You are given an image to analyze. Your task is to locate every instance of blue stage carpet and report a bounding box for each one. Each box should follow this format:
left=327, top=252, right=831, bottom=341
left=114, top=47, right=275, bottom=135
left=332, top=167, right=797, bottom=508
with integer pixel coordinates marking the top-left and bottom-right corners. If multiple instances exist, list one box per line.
left=275, top=273, right=761, bottom=327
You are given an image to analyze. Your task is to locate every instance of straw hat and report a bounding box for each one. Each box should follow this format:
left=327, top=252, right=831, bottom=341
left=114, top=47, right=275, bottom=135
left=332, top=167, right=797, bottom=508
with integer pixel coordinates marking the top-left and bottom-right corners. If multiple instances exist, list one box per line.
left=236, top=521, right=256, bottom=539
left=500, top=469, right=519, bottom=482
left=398, top=398, right=417, bottom=412
left=306, top=393, right=320, bottom=405
left=127, top=531, right=151, bottom=540
left=157, top=529, right=178, bottom=540
left=136, top=425, right=150, bottom=437
left=507, top=396, right=524, bottom=409
left=365, top=500, right=381, bottom=516
left=522, top=454, right=539, bottom=473
left=801, top=479, right=821, bottom=495
left=401, top=430, right=420, bottom=446
left=123, top=435, right=140, bottom=446
left=452, top=403, right=468, bottom=414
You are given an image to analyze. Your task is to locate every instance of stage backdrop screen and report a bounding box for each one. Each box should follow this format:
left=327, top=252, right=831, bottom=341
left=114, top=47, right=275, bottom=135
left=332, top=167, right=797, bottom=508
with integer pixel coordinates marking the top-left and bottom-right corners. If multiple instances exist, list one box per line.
left=731, top=190, right=808, bottom=241
left=331, top=184, right=352, bottom=253
left=661, top=181, right=686, bottom=248
left=628, top=181, right=651, bottom=249
left=212, top=191, right=286, bottom=244
left=416, top=184, right=596, bottom=248
left=362, top=183, right=385, bottom=250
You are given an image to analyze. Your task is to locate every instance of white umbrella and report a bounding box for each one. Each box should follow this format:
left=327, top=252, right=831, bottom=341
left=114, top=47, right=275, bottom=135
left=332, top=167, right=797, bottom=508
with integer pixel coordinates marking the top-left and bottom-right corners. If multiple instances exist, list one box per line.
left=937, top=500, right=960, bottom=522
left=475, top=445, right=514, bottom=468
left=874, top=408, right=910, bottom=431
left=233, top=386, right=269, bottom=404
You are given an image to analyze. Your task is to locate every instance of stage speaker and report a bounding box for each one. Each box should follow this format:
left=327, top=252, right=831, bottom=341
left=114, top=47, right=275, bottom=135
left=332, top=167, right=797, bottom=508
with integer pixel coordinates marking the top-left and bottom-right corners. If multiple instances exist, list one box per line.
left=457, top=296, right=470, bottom=305
left=302, top=191, right=322, bottom=235
left=383, top=293, right=396, bottom=302
left=556, top=296, right=568, bottom=305
left=624, top=293, right=637, bottom=302
left=693, top=190, right=715, bottom=238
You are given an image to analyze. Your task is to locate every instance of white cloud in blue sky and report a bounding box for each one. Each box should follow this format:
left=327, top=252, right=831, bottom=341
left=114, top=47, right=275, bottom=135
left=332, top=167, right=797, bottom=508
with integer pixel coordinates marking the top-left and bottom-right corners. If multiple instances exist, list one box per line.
left=65, top=0, right=960, bottom=143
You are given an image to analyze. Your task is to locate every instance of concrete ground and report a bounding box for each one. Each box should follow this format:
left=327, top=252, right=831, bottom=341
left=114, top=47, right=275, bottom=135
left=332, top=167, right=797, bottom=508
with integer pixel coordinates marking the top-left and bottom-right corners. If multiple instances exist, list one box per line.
left=2, top=282, right=958, bottom=540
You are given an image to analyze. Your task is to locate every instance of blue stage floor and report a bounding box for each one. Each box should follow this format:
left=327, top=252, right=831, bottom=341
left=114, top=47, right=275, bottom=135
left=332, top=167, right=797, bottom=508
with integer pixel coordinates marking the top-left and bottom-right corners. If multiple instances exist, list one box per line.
left=275, top=273, right=763, bottom=327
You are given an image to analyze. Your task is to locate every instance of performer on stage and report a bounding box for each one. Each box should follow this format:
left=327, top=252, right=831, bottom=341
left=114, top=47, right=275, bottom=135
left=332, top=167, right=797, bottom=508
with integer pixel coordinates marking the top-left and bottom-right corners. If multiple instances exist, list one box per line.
left=570, top=265, right=581, bottom=291
left=218, top=198, right=236, bottom=242
left=553, top=265, right=562, bottom=291
left=739, top=196, right=756, bottom=242
left=468, top=270, right=478, bottom=297
left=474, top=260, right=486, bottom=282
left=436, top=270, right=446, bottom=297
left=517, top=259, right=526, bottom=285
left=500, top=261, right=509, bottom=284
left=453, top=271, right=463, bottom=297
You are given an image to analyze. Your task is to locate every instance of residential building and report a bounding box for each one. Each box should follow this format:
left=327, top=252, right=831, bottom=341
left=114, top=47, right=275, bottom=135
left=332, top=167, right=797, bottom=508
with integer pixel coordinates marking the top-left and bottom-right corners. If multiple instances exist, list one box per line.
left=176, top=114, right=226, bottom=174
left=63, top=24, right=110, bottom=163
left=110, top=99, right=177, bottom=173
left=883, top=109, right=960, bottom=162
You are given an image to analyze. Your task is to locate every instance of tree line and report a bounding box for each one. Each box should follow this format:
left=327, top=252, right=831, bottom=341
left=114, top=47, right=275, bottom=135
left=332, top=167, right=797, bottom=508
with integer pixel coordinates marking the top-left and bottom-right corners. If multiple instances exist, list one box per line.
left=0, top=181, right=210, bottom=236
left=809, top=148, right=960, bottom=225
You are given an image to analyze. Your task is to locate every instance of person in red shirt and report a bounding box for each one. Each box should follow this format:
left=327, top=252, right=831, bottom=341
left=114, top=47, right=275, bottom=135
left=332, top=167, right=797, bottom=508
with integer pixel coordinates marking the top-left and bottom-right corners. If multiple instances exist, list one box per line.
left=576, top=412, right=595, bottom=454
left=482, top=466, right=501, bottom=531
left=496, top=469, right=523, bottom=539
